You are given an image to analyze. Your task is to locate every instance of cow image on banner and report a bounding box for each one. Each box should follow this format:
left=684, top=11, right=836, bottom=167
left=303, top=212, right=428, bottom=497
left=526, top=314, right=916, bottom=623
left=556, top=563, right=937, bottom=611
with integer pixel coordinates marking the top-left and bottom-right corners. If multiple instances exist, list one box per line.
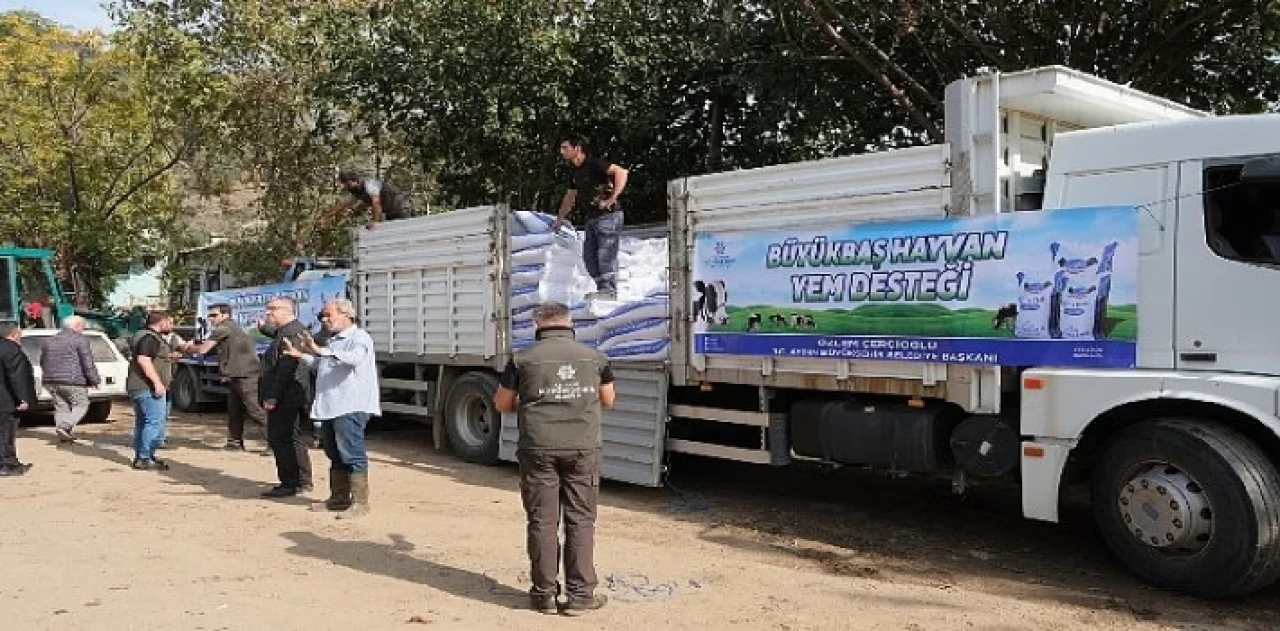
left=689, top=206, right=1139, bottom=369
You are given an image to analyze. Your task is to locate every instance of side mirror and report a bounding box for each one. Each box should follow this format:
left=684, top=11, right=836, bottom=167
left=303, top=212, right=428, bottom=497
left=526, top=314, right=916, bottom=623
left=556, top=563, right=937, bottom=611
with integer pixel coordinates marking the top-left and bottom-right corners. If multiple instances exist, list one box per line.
left=1239, top=156, right=1280, bottom=183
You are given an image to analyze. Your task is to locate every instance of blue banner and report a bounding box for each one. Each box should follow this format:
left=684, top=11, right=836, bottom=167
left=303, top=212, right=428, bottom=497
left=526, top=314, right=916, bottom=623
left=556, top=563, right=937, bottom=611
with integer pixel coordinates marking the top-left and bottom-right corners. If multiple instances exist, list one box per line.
left=690, top=206, right=1138, bottom=368
left=196, top=275, right=349, bottom=348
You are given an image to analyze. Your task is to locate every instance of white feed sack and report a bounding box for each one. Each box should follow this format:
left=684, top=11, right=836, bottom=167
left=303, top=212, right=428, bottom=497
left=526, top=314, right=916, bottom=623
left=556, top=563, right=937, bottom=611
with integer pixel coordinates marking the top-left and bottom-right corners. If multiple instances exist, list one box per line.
left=506, top=211, right=672, bottom=361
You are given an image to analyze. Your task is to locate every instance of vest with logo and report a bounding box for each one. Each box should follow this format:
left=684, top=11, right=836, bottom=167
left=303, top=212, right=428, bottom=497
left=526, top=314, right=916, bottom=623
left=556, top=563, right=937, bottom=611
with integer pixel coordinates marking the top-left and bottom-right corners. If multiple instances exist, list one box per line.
left=512, top=328, right=608, bottom=451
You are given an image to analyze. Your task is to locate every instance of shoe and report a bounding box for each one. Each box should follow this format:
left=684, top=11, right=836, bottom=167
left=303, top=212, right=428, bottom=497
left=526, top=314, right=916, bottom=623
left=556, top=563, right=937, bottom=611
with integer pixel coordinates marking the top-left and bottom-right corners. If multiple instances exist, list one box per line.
left=131, top=459, right=168, bottom=471
left=223, top=439, right=245, bottom=451
left=0, top=463, right=29, bottom=477
left=55, top=427, right=74, bottom=443
left=310, top=470, right=352, bottom=512
left=562, top=594, right=607, bottom=616
left=530, top=595, right=559, bottom=615
left=260, top=485, right=299, bottom=498
left=335, top=472, right=370, bottom=519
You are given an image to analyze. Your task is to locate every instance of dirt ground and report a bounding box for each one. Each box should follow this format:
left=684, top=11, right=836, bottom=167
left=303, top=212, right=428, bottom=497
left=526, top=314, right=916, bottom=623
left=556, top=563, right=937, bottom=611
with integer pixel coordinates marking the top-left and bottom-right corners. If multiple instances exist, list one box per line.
left=3, top=406, right=1279, bottom=631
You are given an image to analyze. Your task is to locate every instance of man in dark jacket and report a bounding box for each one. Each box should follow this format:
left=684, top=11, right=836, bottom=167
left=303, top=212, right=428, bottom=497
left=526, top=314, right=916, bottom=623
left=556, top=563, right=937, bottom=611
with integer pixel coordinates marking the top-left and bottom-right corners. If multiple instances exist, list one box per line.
left=41, top=315, right=100, bottom=443
left=259, top=297, right=314, bottom=497
left=0, top=320, right=37, bottom=476
left=189, top=303, right=268, bottom=451
left=493, top=302, right=616, bottom=615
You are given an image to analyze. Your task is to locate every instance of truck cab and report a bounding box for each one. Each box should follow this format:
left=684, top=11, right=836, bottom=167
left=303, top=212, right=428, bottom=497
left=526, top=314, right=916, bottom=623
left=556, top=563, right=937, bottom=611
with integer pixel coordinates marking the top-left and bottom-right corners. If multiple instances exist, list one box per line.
left=0, top=247, right=74, bottom=328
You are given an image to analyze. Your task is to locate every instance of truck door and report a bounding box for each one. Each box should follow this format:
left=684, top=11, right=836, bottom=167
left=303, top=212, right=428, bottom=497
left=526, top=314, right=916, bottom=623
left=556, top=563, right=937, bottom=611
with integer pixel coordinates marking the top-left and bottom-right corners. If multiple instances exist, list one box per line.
left=0, top=257, right=14, bottom=321
left=1175, top=158, right=1280, bottom=375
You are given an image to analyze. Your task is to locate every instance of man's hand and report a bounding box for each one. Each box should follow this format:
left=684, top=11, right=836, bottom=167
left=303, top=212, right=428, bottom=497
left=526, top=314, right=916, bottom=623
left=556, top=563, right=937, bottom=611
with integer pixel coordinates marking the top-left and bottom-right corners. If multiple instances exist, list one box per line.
left=596, top=198, right=614, bottom=210
left=263, top=399, right=277, bottom=412
left=167, top=351, right=184, bottom=360
left=299, top=331, right=322, bottom=356
left=152, top=384, right=167, bottom=400
left=281, top=337, right=304, bottom=360
left=551, top=218, right=564, bottom=232
left=16, top=402, right=28, bottom=412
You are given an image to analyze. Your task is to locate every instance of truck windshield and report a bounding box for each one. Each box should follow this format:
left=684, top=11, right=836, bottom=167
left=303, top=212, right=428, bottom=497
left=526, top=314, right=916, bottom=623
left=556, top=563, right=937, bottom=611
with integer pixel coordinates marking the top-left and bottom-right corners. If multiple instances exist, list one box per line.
left=1204, top=165, right=1280, bottom=267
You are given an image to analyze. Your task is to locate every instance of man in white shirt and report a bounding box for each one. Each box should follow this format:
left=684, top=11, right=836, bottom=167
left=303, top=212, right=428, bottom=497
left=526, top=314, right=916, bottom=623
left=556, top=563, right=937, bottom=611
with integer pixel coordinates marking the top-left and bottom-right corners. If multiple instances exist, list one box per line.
left=282, top=299, right=380, bottom=518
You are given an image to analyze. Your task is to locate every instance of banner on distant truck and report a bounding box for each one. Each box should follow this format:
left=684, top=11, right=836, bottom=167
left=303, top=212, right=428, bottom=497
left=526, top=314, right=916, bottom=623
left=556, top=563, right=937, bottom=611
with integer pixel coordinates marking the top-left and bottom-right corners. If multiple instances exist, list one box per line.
left=196, top=275, right=348, bottom=346
left=690, top=206, right=1138, bottom=368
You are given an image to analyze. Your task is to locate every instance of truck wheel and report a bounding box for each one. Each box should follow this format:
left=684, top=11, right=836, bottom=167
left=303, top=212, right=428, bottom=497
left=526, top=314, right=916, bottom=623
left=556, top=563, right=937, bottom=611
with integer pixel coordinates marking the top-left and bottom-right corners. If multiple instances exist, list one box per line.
left=83, top=400, right=113, bottom=424
left=1092, top=419, right=1280, bottom=597
left=443, top=372, right=502, bottom=465
left=172, top=367, right=202, bottom=413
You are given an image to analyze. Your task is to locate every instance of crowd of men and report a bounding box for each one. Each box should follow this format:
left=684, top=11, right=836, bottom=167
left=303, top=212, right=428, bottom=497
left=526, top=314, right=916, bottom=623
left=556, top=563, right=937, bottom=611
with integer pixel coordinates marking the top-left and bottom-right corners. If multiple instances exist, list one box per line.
left=0, top=298, right=615, bottom=615
left=1, top=138, right=626, bottom=614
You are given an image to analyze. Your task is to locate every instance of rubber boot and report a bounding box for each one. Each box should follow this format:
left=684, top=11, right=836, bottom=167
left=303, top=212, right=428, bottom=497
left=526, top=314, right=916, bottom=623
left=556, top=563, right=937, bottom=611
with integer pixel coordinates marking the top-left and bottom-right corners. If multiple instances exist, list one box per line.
left=336, top=472, right=370, bottom=519
left=311, top=469, right=352, bottom=512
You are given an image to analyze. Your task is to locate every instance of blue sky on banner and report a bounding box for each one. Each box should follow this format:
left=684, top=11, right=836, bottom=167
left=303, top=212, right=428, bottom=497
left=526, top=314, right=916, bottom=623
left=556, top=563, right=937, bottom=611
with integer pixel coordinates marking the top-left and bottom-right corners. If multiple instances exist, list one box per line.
left=695, top=206, right=1139, bottom=310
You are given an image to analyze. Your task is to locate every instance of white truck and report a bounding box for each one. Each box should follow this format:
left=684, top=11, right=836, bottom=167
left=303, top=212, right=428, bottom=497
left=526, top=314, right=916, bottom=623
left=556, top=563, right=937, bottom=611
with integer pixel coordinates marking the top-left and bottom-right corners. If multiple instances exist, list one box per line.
left=355, top=66, right=1280, bottom=598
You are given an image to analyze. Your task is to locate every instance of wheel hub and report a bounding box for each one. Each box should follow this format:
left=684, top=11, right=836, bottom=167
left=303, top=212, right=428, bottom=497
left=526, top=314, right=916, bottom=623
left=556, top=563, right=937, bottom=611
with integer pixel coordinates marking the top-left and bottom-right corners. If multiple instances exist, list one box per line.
left=1118, top=464, right=1213, bottom=553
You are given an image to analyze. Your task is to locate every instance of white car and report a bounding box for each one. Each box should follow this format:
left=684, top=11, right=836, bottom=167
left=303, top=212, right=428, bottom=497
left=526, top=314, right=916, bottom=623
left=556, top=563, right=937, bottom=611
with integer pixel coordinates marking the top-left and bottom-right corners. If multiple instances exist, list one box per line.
left=19, top=329, right=129, bottom=423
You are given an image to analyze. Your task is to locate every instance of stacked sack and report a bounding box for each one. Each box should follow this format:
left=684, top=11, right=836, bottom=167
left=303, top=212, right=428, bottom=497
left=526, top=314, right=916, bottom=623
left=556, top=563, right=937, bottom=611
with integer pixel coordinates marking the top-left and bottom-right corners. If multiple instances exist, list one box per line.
left=508, top=210, right=671, bottom=362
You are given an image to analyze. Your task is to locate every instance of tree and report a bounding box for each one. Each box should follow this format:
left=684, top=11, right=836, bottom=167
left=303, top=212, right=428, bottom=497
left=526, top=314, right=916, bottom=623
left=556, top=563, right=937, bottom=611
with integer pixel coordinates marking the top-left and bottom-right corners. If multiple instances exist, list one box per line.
left=780, top=0, right=1280, bottom=142
left=0, top=11, right=211, bottom=304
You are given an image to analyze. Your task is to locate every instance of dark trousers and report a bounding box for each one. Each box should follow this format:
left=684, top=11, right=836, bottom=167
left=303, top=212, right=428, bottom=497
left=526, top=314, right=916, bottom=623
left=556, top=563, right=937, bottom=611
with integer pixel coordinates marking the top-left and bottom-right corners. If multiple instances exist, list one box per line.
left=518, top=449, right=601, bottom=599
left=583, top=210, right=623, bottom=293
left=267, top=405, right=312, bottom=488
left=227, top=377, right=267, bottom=442
left=0, top=412, right=19, bottom=466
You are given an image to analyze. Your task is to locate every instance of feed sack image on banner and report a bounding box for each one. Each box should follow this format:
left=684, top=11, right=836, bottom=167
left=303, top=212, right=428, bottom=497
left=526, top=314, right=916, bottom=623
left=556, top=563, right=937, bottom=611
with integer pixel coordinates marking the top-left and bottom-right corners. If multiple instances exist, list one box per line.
left=691, top=206, right=1138, bottom=368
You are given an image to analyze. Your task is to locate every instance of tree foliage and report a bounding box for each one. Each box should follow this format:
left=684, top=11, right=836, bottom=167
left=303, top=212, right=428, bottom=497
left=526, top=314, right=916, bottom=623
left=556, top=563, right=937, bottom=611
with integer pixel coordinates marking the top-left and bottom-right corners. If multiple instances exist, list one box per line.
left=0, top=11, right=204, bottom=303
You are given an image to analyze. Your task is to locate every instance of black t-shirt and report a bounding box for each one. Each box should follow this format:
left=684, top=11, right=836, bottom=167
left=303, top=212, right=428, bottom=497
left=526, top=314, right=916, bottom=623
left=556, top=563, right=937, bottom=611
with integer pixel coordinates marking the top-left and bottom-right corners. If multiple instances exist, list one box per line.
left=569, top=156, right=616, bottom=213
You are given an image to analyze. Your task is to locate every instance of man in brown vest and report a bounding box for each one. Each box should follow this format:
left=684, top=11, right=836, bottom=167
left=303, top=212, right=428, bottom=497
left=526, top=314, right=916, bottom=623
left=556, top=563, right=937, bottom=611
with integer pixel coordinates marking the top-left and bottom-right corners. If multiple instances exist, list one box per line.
left=493, top=302, right=616, bottom=615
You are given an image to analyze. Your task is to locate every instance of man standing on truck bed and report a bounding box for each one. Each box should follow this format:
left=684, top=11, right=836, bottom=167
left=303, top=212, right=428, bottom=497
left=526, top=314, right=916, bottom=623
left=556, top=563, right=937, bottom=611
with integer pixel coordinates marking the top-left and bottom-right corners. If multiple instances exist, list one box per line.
left=320, top=167, right=415, bottom=230
left=553, top=136, right=628, bottom=300
left=41, top=315, right=99, bottom=443
left=258, top=297, right=314, bottom=497
left=189, top=304, right=268, bottom=451
left=493, top=302, right=617, bottom=615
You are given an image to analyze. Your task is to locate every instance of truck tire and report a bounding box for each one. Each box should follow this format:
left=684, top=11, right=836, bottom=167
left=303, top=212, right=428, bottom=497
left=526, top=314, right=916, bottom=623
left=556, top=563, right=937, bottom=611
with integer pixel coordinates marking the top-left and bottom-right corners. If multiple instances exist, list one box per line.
left=172, top=367, right=203, bottom=413
left=443, top=372, right=502, bottom=465
left=83, top=400, right=113, bottom=424
left=1092, top=419, right=1280, bottom=597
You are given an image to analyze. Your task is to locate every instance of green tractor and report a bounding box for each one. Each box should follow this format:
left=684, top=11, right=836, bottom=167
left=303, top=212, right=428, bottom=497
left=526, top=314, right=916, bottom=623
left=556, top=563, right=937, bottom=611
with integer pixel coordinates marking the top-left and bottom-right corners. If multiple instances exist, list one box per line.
left=0, top=246, right=144, bottom=339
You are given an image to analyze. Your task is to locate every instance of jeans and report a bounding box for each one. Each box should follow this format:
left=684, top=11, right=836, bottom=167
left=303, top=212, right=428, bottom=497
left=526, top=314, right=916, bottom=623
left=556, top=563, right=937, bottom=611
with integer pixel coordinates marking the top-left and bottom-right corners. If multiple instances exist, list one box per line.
left=583, top=210, right=623, bottom=294
left=518, top=449, right=602, bottom=599
left=130, top=389, right=169, bottom=461
left=267, top=405, right=313, bottom=488
left=319, top=412, right=370, bottom=473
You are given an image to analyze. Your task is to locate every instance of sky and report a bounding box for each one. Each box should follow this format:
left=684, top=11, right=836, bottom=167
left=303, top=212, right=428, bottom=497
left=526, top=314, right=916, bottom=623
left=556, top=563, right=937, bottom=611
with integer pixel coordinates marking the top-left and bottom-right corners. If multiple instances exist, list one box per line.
left=0, top=0, right=114, bottom=31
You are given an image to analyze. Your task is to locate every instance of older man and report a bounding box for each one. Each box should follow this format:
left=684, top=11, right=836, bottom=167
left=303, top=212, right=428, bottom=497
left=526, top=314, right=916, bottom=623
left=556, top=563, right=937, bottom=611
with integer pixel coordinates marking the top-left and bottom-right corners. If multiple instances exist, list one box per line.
left=0, top=321, right=36, bottom=476
left=259, top=297, right=314, bottom=497
left=40, top=315, right=100, bottom=443
left=493, top=302, right=616, bottom=615
left=283, top=299, right=379, bottom=518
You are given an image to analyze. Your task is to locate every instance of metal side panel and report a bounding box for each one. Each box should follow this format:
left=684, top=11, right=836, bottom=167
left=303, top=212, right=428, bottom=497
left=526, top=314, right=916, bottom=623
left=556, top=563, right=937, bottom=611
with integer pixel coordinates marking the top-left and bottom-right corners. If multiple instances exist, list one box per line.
left=683, top=144, right=951, bottom=232
left=355, top=206, right=504, bottom=361
left=500, top=366, right=668, bottom=487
